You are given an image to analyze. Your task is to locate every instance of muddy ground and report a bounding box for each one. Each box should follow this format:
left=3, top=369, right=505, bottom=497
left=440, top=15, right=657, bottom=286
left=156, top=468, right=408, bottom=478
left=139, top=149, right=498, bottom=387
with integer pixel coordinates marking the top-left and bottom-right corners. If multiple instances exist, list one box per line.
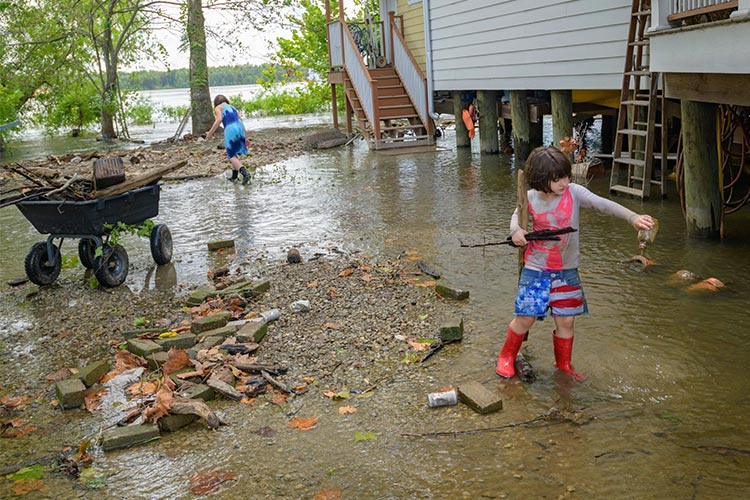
left=0, top=127, right=462, bottom=494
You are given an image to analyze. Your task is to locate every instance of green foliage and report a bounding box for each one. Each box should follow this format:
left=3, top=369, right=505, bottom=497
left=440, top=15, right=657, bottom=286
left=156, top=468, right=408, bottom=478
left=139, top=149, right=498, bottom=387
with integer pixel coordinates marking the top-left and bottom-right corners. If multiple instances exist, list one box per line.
left=160, top=104, right=190, bottom=122
left=32, top=80, right=101, bottom=133
left=125, top=95, right=154, bottom=125
left=62, top=255, right=80, bottom=269
left=241, top=82, right=329, bottom=116
left=100, top=220, right=155, bottom=255
left=353, top=431, right=377, bottom=442
left=6, top=464, right=45, bottom=481
left=121, top=65, right=268, bottom=91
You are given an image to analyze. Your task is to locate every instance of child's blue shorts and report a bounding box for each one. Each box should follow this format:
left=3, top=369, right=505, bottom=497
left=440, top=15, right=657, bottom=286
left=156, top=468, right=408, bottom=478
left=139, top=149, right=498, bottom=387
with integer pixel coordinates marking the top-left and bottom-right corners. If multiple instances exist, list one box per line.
left=514, top=268, right=588, bottom=319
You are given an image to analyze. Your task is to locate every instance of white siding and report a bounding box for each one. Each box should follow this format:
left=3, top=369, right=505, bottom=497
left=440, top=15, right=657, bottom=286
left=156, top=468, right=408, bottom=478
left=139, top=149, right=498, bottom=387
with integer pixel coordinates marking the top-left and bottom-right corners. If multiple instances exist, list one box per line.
left=428, top=0, right=631, bottom=91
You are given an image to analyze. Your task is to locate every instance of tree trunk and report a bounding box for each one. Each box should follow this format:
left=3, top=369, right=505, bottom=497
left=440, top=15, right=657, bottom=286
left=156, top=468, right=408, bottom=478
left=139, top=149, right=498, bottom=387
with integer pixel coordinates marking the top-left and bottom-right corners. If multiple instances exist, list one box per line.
left=188, top=0, right=215, bottom=136
left=510, top=90, right=531, bottom=163
left=453, top=91, right=470, bottom=148
left=478, top=90, right=499, bottom=154
left=100, top=25, right=117, bottom=140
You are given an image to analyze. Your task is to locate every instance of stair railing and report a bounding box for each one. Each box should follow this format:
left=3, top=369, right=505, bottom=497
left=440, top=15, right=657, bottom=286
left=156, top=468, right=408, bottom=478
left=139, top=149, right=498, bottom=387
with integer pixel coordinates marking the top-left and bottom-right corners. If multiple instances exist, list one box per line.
left=388, top=12, right=433, bottom=137
left=341, top=22, right=381, bottom=140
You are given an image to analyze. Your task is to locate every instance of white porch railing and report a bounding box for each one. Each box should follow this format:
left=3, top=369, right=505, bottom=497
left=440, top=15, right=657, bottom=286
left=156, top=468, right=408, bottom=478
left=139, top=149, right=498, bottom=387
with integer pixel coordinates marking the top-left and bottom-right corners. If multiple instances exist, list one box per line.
left=328, top=21, right=343, bottom=68
left=389, top=14, right=432, bottom=136
left=342, top=23, right=380, bottom=139
left=651, top=0, right=748, bottom=30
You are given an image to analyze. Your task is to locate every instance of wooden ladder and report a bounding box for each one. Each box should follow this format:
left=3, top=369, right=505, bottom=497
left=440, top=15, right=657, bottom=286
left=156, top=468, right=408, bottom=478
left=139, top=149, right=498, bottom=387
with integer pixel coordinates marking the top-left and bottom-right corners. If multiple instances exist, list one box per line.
left=610, top=0, right=667, bottom=199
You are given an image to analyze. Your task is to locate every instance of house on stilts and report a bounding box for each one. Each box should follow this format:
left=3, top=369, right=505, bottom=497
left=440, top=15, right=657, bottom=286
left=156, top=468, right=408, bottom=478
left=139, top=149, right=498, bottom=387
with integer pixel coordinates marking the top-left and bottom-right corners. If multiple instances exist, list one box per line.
left=326, top=0, right=750, bottom=239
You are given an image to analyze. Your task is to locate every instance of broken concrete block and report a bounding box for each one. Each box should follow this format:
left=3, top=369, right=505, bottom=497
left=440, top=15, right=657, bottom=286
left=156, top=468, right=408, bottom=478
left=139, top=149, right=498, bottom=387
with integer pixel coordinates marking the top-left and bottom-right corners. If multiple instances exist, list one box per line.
left=435, top=284, right=470, bottom=301
left=145, top=351, right=170, bottom=370
left=158, top=413, right=197, bottom=433
left=155, top=333, right=197, bottom=350
left=55, top=378, right=87, bottom=409
left=236, top=320, right=268, bottom=344
left=126, top=338, right=162, bottom=358
left=191, top=313, right=229, bottom=334
left=457, top=381, right=503, bottom=414
left=77, top=360, right=110, bottom=387
left=192, top=335, right=224, bottom=353
left=179, top=384, right=215, bottom=402
left=240, top=280, right=271, bottom=299
left=439, top=319, right=464, bottom=343
left=207, top=239, right=235, bottom=251
left=101, top=424, right=160, bottom=451
left=200, top=325, right=237, bottom=340
left=120, top=327, right=168, bottom=340
left=185, top=287, right=217, bottom=306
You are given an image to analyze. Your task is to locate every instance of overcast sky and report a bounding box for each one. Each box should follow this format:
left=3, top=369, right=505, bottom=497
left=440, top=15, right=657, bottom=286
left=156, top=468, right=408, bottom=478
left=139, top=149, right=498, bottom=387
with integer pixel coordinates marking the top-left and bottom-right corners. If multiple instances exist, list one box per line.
left=125, top=8, right=288, bottom=71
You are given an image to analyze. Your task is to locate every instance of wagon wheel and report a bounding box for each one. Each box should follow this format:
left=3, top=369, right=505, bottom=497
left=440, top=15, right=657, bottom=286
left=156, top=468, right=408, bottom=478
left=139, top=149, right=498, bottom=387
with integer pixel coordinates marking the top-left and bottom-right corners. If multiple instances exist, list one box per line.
left=78, top=239, right=97, bottom=269
left=94, top=244, right=129, bottom=287
left=150, top=224, right=173, bottom=265
left=25, top=242, right=62, bottom=286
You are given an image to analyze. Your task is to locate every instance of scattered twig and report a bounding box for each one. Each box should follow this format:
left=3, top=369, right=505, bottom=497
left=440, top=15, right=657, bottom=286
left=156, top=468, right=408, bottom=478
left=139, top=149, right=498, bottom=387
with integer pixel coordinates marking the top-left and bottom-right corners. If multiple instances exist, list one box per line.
left=261, top=370, right=295, bottom=395
left=460, top=227, right=578, bottom=248
left=401, top=409, right=566, bottom=438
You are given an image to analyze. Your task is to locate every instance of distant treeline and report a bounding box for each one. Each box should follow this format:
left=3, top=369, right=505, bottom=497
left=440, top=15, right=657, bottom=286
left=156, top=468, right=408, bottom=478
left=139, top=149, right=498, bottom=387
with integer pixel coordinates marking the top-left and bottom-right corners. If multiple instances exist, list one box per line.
left=121, top=64, right=268, bottom=90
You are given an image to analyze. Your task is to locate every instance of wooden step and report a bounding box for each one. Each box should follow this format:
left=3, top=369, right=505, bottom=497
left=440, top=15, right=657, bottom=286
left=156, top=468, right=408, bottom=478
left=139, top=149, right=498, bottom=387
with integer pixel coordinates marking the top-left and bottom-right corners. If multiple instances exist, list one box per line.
left=381, top=124, right=425, bottom=132
left=626, top=71, right=651, bottom=77
left=629, top=40, right=648, bottom=46
left=610, top=184, right=645, bottom=196
left=613, top=156, right=646, bottom=167
left=633, top=10, right=651, bottom=17
left=621, top=99, right=650, bottom=107
left=617, top=128, right=648, bottom=137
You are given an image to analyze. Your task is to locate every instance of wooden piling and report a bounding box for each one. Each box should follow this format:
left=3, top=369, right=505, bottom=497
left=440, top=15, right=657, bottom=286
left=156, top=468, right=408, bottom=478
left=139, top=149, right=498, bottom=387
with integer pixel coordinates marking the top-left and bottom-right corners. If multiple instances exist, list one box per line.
left=681, top=99, right=722, bottom=238
left=453, top=91, right=471, bottom=148
left=551, top=90, right=573, bottom=151
left=478, top=90, right=499, bottom=154
left=331, top=84, right=339, bottom=129
left=510, top=90, right=531, bottom=163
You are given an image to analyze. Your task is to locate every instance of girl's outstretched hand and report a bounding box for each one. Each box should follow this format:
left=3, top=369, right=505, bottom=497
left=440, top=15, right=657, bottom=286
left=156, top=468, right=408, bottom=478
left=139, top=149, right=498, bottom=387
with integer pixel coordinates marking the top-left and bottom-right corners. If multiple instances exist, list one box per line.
left=631, top=214, right=654, bottom=230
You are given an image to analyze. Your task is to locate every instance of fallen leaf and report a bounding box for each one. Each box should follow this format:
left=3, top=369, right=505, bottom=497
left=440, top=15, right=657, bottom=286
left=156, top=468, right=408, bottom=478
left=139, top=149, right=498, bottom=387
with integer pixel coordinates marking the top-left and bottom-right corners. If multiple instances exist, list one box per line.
left=328, top=287, right=338, bottom=299
left=323, top=391, right=336, bottom=399
left=271, top=391, right=289, bottom=405
left=188, top=470, right=237, bottom=496
left=2, top=417, right=27, bottom=428
left=158, top=331, right=177, bottom=339
left=303, top=376, right=316, bottom=384
left=408, top=341, right=432, bottom=351
left=84, top=391, right=105, bottom=412
left=338, top=268, right=354, bottom=277
left=354, top=431, right=377, bottom=442
left=288, top=417, right=319, bottom=431
left=55, top=332, right=70, bottom=339
left=322, top=322, right=341, bottom=330
left=1, top=395, right=32, bottom=409
left=6, top=464, right=44, bottom=481
left=45, top=368, right=72, bottom=382
left=143, top=388, right=174, bottom=423
left=11, top=478, right=48, bottom=495
left=162, top=348, right=191, bottom=376
left=338, top=406, right=357, bottom=415
left=2, top=425, right=37, bottom=438
left=307, top=280, right=319, bottom=288
left=240, top=397, right=256, bottom=405
left=415, top=280, right=437, bottom=288
left=360, top=273, right=373, bottom=282
left=314, top=488, right=343, bottom=500
left=127, top=381, right=158, bottom=397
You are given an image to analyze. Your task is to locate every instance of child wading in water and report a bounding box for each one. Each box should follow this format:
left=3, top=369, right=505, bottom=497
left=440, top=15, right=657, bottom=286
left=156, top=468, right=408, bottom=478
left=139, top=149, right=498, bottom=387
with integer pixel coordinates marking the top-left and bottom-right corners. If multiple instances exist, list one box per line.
left=206, top=95, right=251, bottom=184
left=496, top=146, right=654, bottom=381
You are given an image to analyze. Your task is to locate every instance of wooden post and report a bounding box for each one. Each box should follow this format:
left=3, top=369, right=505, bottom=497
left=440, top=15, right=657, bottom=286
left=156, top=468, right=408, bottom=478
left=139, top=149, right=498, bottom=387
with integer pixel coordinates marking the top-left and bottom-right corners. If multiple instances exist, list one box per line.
left=478, top=90, right=499, bottom=154
left=331, top=84, right=339, bottom=129
left=516, top=169, right=529, bottom=275
left=345, top=95, right=353, bottom=135
left=681, top=99, right=722, bottom=239
left=551, top=90, right=573, bottom=150
left=601, top=114, right=614, bottom=157
left=453, top=91, right=470, bottom=148
left=510, top=90, right=531, bottom=163
left=500, top=118, right=513, bottom=152
left=325, top=0, right=330, bottom=23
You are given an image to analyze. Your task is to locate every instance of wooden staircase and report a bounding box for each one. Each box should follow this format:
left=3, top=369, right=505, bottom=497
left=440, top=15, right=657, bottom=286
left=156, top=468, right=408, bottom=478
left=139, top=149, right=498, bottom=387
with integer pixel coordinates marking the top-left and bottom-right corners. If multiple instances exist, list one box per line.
left=343, top=67, right=432, bottom=149
left=610, top=0, right=668, bottom=199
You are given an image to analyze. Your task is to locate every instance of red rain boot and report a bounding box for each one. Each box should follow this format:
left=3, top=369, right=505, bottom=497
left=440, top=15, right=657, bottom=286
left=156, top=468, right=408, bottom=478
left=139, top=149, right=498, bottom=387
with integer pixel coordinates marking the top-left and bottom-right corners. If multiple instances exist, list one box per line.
left=496, top=328, right=526, bottom=378
left=553, top=332, right=585, bottom=381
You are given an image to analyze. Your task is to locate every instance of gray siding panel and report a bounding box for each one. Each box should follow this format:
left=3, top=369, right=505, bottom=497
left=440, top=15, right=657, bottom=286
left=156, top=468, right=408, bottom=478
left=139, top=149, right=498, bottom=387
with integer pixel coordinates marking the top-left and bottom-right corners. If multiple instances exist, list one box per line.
left=428, top=0, right=631, bottom=90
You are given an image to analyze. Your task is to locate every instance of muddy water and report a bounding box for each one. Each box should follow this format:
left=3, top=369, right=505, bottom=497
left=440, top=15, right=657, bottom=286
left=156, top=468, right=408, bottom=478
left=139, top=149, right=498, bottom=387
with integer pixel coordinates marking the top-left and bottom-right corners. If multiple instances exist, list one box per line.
left=2, top=131, right=750, bottom=499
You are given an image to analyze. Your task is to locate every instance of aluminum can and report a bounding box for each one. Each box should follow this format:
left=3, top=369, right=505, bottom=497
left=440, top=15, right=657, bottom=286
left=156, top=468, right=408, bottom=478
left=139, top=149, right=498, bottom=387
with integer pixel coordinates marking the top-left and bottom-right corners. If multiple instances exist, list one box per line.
left=427, top=389, right=458, bottom=407
left=260, top=309, right=281, bottom=322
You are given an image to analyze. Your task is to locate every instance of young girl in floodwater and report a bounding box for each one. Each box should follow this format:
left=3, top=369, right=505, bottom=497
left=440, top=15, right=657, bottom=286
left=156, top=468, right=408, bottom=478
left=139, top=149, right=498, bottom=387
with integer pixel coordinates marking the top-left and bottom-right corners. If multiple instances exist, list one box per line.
left=206, top=95, right=251, bottom=184
left=496, top=146, right=654, bottom=381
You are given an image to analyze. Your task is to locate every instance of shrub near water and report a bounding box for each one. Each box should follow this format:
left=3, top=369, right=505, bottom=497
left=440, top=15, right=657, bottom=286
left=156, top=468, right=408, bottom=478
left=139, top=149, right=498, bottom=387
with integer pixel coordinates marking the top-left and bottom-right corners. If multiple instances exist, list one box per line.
left=240, top=83, right=329, bottom=116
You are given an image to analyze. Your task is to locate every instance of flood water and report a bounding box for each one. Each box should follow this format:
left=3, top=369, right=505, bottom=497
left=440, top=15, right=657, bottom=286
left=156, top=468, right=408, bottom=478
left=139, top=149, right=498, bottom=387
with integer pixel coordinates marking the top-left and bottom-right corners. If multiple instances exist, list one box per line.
left=1, top=126, right=750, bottom=499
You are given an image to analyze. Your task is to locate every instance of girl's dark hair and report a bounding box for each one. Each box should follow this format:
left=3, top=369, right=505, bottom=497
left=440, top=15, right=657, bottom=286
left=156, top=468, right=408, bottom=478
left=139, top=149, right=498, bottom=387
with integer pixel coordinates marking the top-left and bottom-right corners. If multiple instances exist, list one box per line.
left=213, top=95, right=229, bottom=107
left=524, top=146, right=572, bottom=193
